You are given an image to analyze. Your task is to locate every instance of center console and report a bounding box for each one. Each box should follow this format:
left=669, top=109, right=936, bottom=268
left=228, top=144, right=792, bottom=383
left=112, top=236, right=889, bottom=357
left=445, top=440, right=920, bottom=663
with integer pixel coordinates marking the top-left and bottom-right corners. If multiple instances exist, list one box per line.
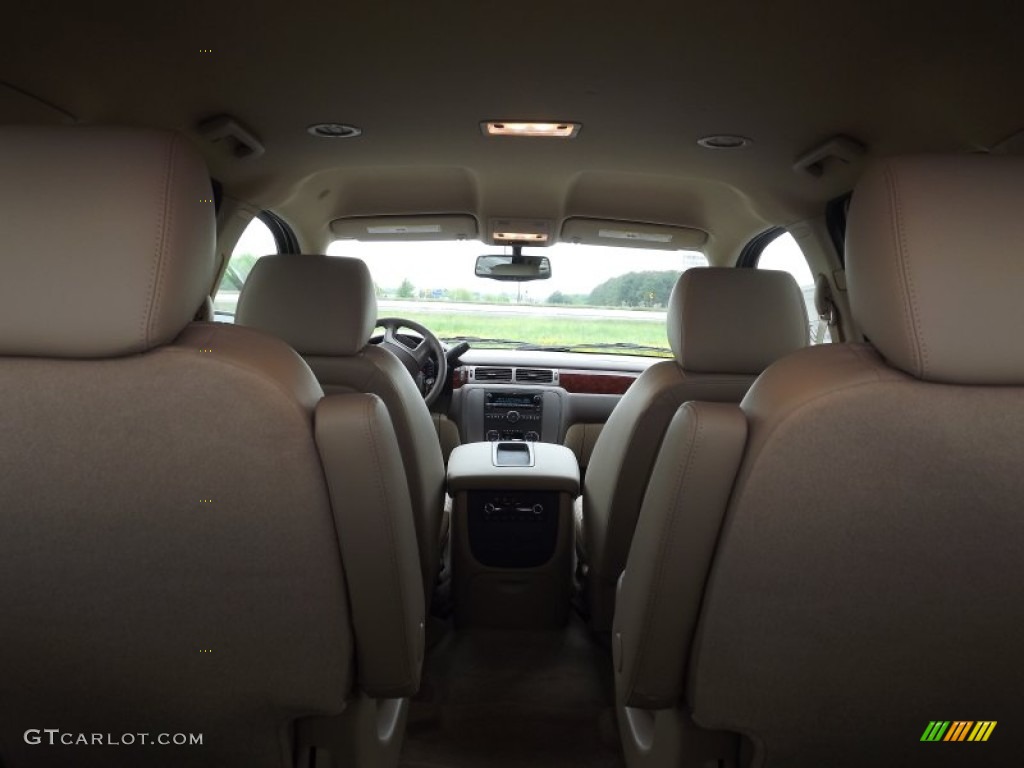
left=446, top=441, right=580, bottom=629
left=456, top=385, right=565, bottom=444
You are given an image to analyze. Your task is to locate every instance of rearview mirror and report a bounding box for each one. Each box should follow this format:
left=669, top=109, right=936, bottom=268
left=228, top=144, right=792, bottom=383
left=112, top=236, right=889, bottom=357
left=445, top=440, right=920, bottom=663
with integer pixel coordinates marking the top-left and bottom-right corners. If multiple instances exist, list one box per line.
left=475, top=253, right=552, bottom=282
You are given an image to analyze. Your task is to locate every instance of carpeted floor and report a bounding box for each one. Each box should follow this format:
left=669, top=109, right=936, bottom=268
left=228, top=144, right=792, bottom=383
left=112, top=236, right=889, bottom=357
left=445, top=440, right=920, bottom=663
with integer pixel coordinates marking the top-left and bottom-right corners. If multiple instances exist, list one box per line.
left=400, top=616, right=625, bottom=768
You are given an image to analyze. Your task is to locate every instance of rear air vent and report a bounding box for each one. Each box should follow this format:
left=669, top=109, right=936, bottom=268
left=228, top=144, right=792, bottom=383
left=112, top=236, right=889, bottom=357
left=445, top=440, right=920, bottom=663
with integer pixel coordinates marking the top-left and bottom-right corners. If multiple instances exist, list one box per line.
left=472, top=367, right=513, bottom=382
left=515, top=368, right=555, bottom=384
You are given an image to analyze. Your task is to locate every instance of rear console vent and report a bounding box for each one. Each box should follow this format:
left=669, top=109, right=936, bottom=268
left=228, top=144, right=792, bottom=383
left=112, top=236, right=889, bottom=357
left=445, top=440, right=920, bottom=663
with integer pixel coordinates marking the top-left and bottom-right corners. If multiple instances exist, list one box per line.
left=472, top=366, right=513, bottom=382
left=515, top=367, right=556, bottom=384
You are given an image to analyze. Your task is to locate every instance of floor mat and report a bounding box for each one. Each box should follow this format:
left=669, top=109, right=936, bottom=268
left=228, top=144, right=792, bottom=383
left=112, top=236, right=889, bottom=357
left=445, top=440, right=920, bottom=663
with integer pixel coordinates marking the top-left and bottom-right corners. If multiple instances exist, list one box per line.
left=400, top=616, right=625, bottom=768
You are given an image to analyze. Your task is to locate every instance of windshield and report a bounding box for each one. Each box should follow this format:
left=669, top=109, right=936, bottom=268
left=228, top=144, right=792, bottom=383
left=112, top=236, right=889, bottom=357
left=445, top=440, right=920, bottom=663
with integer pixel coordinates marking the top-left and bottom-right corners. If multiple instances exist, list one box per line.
left=325, top=240, right=708, bottom=357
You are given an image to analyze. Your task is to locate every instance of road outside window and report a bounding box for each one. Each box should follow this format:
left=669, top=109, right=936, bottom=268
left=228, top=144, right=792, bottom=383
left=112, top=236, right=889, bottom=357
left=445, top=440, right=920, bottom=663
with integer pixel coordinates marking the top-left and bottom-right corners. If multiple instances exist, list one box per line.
left=324, top=240, right=708, bottom=357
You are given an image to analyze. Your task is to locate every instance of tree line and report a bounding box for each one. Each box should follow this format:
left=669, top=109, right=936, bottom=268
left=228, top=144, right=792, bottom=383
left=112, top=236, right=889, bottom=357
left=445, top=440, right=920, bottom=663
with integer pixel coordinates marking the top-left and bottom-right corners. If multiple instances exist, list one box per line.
left=548, top=270, right=681, bottom=308
left=384, top=269, right=682, bottom=307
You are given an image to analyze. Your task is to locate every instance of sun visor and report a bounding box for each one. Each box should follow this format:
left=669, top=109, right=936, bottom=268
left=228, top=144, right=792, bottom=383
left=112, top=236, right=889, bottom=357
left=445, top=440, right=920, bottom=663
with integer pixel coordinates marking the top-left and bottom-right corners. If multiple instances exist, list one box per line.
left=560, top=218, right=707, bottom=251
left=330, top=214, right=478, bottom=242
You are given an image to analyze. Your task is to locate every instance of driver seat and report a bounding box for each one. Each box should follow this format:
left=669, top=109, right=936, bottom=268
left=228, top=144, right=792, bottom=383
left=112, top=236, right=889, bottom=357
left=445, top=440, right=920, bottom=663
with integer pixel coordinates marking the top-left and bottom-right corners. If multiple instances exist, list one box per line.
left=236, top=254, right=446, bottom=609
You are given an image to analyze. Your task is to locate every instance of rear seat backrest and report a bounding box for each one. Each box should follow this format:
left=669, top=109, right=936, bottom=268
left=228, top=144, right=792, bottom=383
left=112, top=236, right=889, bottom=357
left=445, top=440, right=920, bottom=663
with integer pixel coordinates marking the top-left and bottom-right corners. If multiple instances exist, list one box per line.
left=579, top=267, right=809, bottom=631
left=614, top=154, right=1024, bottom=767
left=0, top=126, right=423, bottom=768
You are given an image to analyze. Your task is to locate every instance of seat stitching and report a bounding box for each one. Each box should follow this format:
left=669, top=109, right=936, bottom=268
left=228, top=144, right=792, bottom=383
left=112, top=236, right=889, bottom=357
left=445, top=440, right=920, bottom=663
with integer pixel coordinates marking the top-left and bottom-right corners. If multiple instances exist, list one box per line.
left=593, top=368, right=684, bottom=573
left=886, top=163, right=927, bottom=376
left=143, top=135, right=177, bottom=349
left=595, top=367, right=752, bottom=582
left=366, top=359, right=430, bottom=536
left=626, top=402, right=702, bottom=702
left=360, top=395, right=414, bottom=688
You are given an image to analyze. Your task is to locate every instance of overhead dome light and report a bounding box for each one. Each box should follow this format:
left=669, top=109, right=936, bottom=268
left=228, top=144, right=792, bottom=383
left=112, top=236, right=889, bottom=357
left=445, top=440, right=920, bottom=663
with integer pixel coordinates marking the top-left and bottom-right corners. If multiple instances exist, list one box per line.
left=697, top=134, right=752, bottom=149
left=307, top=123, right=363, bottom=138
left=482, top=121, right=581, bottom=138
left=494, top=232, right=548, bottom=243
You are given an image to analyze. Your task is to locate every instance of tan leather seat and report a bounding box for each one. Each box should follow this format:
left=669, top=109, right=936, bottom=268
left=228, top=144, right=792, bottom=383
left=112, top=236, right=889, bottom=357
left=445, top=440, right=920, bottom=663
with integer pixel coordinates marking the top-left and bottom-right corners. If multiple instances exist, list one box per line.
left=563, top=422, right=603, bottom=478
left=0, top=126, right=424, bottom=768
left=613, top=155, right=1024, bottom=767
left=235, top=254, right=446, bottom=609
left=579, top=267, right=808, bottom=631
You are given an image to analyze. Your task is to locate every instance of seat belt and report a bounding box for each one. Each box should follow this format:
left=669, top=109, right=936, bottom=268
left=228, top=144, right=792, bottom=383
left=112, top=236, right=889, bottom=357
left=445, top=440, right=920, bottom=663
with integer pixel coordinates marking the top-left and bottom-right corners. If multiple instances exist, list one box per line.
left=813, top=315, right=830, bottom=345
left=813, top=273, right=843, bottom=343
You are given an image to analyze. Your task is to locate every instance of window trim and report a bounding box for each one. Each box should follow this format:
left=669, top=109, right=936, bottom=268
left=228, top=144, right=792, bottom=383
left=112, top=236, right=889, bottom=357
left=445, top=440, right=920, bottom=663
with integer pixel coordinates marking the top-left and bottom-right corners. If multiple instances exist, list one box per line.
left=211, top=178, right=224, bottom=214
left=257, top=210, right=300, bottom=254
left=736, top=226, right=786, bottom=268
left=825, top=192, right=851, bottom=265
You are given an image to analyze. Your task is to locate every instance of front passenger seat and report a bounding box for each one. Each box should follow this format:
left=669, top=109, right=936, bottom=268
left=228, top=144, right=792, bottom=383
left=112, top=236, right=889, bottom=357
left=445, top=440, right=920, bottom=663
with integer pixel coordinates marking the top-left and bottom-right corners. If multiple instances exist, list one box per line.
left=236, top=254, right=446, bottom=609
left=579, top=267, right=808, bottom=631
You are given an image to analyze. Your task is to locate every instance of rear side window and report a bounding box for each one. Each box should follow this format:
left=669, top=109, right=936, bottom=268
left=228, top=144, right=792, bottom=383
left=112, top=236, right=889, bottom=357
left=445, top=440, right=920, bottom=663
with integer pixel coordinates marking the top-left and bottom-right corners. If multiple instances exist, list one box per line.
left=756, top=232, right=828, bottom=343
left=214, top=216, right=277, bottom=320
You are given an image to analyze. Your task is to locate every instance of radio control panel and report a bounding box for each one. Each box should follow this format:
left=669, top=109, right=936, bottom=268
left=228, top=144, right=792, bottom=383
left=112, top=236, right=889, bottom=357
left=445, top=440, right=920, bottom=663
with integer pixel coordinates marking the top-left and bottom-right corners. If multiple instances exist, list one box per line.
left=483, top=390, right=544, bottom=441
left=454, top=384, right=565, bottom=445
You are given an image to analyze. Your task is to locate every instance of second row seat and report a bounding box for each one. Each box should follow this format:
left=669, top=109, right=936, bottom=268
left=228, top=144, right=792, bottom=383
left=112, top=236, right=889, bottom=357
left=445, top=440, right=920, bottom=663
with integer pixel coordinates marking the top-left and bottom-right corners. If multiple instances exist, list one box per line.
left=236, top=255, right=447, bottom=611
left=578, top=267, right=809, bottom=631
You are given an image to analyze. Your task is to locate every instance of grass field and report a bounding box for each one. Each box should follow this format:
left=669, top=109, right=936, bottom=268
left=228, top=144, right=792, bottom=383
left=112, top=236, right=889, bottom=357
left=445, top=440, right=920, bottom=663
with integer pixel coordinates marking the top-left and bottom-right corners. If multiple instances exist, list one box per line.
left=379, top=311, right=672, bottom=355
left=214, top=291, right=675, bottom=356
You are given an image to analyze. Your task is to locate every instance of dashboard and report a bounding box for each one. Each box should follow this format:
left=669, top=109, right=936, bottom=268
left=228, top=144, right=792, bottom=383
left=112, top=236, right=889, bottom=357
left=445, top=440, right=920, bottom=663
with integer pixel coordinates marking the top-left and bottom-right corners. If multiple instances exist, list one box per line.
left=446, top=350, right=659, bottom=445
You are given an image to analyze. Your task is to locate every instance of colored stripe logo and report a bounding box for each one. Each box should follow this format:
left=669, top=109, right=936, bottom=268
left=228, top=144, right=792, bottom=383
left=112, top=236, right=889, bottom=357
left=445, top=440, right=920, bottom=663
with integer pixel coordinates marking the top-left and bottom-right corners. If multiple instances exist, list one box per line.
left=920, top=721, right=996, bottom=742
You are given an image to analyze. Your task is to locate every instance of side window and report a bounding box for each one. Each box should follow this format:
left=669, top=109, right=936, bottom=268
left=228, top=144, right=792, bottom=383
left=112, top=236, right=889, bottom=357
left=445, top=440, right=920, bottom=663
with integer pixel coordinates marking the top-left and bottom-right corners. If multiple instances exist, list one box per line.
left=213, top=215, right=277, bottom=321
left=757, top=232, right=829, bottom=343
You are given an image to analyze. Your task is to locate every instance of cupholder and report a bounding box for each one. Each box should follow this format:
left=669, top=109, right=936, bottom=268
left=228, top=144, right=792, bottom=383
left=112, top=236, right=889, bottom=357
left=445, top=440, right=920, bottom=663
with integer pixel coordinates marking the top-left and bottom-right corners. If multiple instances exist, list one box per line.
left=492, top=441, right=534, bottom=467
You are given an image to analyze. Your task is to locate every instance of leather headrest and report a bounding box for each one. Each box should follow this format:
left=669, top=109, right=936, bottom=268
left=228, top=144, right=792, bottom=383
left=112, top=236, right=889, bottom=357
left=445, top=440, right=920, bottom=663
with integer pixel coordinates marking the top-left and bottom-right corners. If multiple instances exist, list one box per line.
left=847, top=155, right=1024, bottom=384
left=667, top=267, right=809, bottom=374
left=236, top=254, right=377, bottom=356
left=0, top=126, right=215, bottom=357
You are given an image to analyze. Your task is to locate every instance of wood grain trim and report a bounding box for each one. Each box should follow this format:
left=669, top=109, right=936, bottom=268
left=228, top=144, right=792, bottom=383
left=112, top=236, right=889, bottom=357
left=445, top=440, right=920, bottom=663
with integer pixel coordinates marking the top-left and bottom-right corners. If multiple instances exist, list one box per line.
left=559, top=371, right=636, bottom=395
left=451, top=367, right=636, bottom=394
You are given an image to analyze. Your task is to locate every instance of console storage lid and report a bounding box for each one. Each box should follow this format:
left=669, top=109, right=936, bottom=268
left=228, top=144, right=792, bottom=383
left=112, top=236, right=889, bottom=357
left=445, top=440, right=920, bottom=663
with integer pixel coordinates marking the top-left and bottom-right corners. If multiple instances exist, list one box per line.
left=447, top=442, right=580, bottom=496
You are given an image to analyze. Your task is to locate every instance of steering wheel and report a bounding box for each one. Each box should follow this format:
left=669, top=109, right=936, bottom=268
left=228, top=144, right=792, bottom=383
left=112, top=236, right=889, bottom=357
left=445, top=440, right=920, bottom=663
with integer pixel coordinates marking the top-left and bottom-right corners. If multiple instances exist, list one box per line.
left=374, top=317, right=449, bottom=407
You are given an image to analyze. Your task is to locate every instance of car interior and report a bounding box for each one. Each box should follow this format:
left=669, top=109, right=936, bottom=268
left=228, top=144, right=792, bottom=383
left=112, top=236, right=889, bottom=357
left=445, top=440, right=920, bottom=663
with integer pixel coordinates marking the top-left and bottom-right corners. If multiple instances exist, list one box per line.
left=3, top=3, right=1023, bottom=767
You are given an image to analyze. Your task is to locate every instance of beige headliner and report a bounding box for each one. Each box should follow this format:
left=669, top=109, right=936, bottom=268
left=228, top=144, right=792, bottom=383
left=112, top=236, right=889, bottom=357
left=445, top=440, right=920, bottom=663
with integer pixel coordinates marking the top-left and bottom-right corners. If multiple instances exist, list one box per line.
left=5, top=1, right=1023, bottom=261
